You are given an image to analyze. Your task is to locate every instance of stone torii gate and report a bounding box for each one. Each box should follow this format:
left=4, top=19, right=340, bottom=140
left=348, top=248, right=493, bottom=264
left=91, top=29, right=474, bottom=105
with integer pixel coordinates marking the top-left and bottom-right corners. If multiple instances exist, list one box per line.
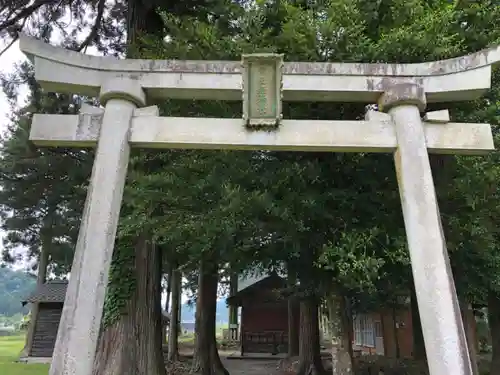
left=19, top=35, right=499, bottom=375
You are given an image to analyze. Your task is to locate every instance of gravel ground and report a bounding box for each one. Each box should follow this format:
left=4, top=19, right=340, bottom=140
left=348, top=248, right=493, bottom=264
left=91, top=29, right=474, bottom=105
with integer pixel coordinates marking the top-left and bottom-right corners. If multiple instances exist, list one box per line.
left=222, top=358, right=280, bottom=375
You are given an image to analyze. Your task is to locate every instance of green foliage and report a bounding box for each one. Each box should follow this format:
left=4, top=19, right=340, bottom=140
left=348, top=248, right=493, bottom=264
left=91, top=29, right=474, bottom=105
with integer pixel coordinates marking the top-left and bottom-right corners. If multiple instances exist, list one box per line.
left=126, top=0, right=500, bottom=308
left=3, top=0, right=500, bottom=326
left=0, top=62, right=93, bottom=275
left=354, top=356, right=428, bottom=375
left=101, top=240, right=137, bottom=328
left=0, top=313, right=25, bottom=328
left=0, top=267, right=35, bottom=317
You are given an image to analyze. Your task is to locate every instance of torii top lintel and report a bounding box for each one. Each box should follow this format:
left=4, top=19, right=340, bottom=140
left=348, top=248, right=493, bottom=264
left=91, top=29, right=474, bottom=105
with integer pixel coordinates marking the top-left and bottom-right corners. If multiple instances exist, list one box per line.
left=19, top=34, right=500, bottom=104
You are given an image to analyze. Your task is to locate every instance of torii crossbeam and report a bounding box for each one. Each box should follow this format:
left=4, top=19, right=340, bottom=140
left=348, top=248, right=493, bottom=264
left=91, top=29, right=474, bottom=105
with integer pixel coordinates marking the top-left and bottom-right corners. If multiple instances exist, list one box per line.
left=19, top=34, right=500, bottom=375
left=31, top=106, right=493, bottom=153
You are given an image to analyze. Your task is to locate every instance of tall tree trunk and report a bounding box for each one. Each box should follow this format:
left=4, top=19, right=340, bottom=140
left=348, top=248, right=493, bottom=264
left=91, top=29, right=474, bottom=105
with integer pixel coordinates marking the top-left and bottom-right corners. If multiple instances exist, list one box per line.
left=190, top=258, right=229, bottom=375
left=178, top=287, right=182, bottom=336
left=165, top=265, right=173, bottom=313
left=297, top=296, right=325, bottom=375
left=36, top=241, right=50, bottom=282
left=161, top=265, right=172, bottom=346
left=288, top=269, right=299, bottom=357
left=392, top=306, right=400, bottom=359
left=127, top=0, right=164, bottom=49
left=22, top=231, right=50, bottom=357
left=410, top=286, right=426, bottom=361
left=167, top=268, right=181, bottom=361
left=459, top=297, right=479, bottom=375
left=228, top=271, right=238, bottom=341
left=288, top=297, right=300, bottom=357
left=167, top=269, right=182, bottom=361
left=92, top=237, right=166, bottom=375
left=344, top=298, right=354, bottom=357
left=162, top=267, right=173, bottom=345
left=488, top=292, right=500, bottom=375
left=327, top=294, right=353, bottom=375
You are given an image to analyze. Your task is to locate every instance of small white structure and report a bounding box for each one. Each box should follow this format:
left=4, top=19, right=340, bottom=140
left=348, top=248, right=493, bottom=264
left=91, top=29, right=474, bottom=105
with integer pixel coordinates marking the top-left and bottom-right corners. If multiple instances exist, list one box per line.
left=19, top=34, right=500, bottom=375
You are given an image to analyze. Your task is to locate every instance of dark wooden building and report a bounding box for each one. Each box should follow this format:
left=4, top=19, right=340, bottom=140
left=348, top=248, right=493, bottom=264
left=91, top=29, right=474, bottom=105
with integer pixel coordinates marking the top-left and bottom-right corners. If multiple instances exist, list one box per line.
left=22, top=281, right=171, bottom=360
left=21, top=281, right=68, bottom=359
left=226, top=273, right=298, bottom=356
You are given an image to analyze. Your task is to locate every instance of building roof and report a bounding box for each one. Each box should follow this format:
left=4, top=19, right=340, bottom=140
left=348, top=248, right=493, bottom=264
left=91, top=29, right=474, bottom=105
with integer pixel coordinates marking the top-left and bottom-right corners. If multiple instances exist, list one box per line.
left=21, top=281, right=68, bottom=306
left=21, top=281, right=171, bottom=323
left=226, top=273, right=286, bottom=306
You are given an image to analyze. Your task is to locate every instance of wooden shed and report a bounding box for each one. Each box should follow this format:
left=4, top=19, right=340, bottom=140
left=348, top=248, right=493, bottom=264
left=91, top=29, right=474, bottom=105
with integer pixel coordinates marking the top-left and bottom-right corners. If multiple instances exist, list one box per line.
left=21, top=281, right=67, bottom=359
left=21, top=281, right=171, bottom=361
left=226, top=273, right=298, bottom=356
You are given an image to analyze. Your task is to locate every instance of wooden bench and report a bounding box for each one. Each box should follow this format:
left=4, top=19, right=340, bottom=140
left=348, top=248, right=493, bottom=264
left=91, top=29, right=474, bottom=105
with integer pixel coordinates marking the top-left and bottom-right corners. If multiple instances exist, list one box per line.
left=241, top=331, right=288, bottom=355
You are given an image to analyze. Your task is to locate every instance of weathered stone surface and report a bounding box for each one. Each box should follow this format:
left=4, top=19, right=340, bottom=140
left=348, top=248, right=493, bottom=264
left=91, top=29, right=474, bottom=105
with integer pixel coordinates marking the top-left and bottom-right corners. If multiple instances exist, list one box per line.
left=388, top=98, right=473, bottom=375
left=242, top=54, right=283, bottom=128
left=364, top=110, right=391, bottom=122
left=424, top=109, right=450, bottom=123
left=378, top=82, right=427, bottom=112
left=134, top=105, right=159, bottom=117
left=49, top=84, right=144, bottom=375
left=18, top=34, right=500, bottom=103
left=29, top=115, right=494, bottom=155
left=79, top=103, right=104, bottom=115
left=100, top=78, right=146, bottom=107
left=20, top=33, right=500, bottom=77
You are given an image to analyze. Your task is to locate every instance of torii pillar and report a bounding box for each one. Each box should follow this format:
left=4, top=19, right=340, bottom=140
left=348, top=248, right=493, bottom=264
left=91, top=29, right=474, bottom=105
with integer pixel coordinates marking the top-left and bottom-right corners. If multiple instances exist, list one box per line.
left=18, top=34, right=500, bottom=375
left=380, top=84, right=471, bottom=373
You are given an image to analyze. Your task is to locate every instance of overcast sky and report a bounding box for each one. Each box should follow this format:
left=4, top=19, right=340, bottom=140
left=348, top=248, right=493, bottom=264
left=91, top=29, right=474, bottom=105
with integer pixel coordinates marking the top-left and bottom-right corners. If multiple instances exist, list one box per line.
left=0, top=40, right=28, bottom=133
left=0, top=40, right=29, bottom=270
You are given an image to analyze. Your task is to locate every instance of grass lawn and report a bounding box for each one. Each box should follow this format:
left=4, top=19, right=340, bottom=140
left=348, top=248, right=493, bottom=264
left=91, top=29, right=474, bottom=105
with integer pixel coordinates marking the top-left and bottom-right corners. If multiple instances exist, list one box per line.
left=0, top=334, right=48, bottom=375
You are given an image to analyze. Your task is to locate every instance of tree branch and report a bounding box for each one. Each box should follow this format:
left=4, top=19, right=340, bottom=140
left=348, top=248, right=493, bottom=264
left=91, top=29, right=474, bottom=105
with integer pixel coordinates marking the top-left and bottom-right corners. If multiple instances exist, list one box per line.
left=0, top=0, right=54, bottom=32
left=0, top=34, right=17, bottom=58
left=77, top=0, right=106, bottom=52
left=0, top=16, right=27, bottom=58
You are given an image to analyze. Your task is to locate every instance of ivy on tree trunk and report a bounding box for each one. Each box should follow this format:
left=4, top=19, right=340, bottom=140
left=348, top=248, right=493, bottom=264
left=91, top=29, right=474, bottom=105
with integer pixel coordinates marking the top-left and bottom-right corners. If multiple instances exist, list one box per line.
left=92, top=236, right=166, bottom=375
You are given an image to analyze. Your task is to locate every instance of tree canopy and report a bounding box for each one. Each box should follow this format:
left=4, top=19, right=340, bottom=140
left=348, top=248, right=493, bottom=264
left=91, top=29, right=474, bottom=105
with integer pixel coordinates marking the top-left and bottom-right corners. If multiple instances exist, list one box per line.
left=1, top=0, right=500, bottom=374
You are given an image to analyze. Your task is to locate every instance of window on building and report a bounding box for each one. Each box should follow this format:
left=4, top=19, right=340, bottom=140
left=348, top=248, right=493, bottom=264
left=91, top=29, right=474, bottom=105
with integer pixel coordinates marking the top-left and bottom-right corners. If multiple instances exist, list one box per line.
left=353, top=314, right=375, bottom=347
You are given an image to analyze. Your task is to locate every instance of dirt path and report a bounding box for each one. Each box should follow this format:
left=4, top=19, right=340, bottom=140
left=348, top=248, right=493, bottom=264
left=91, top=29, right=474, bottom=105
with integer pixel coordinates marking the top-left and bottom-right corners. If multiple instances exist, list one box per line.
left=221, top=358, right=280, bottom=375
left=176, top=343, right=282, bottom=375
left=169, top=352, right=281, bottom=375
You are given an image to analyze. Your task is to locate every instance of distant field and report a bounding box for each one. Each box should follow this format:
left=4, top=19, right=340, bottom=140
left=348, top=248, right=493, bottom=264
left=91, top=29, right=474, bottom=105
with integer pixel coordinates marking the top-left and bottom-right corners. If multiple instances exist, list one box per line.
left=0, top=334, right=49, bottom=375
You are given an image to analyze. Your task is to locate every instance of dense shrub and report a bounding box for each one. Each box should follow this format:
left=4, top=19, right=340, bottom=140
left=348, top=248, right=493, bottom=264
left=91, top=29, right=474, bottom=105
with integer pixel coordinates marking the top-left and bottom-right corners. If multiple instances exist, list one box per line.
left=354, top=356, right=428, bottom=375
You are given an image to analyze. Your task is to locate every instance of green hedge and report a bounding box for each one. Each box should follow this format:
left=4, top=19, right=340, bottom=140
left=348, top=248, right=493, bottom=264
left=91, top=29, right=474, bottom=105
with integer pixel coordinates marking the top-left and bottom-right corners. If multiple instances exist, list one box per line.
left=354, top=356, right=428, bottom=375
left=354, top=355, right=491, bottom=375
